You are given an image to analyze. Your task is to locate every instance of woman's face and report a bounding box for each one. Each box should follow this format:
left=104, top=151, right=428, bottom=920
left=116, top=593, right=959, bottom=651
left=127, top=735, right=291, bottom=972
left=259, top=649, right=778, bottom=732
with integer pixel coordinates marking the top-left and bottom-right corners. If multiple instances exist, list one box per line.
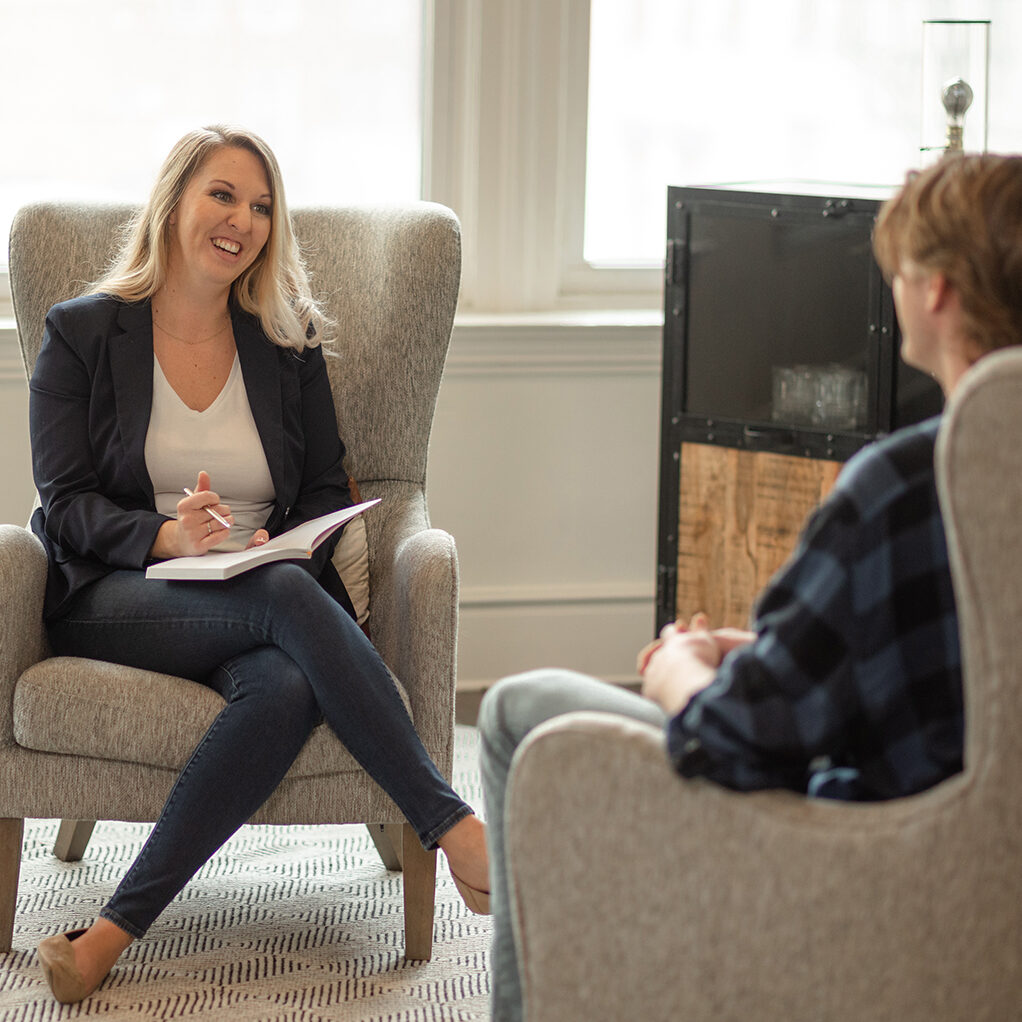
left=167, top=146, right=272, bottom=293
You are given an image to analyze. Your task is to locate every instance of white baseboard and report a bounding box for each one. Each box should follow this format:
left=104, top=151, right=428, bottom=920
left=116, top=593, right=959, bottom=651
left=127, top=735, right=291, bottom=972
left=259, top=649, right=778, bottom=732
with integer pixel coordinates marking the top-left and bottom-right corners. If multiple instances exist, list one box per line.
left=455, top=590, right=656, bottom=690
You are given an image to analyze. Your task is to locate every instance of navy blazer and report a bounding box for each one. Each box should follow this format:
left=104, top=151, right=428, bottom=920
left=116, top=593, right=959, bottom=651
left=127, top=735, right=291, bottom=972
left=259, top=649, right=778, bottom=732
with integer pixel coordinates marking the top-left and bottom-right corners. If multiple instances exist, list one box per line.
left=29, top=293, right=354, bottom=620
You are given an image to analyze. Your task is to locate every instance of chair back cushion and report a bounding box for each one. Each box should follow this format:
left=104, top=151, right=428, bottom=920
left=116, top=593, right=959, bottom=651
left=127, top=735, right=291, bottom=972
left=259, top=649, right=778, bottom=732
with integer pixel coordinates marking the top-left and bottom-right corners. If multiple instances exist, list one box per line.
left=292, top=206, right=460, bottom=486
left=8, top=202, right=130, bottom=375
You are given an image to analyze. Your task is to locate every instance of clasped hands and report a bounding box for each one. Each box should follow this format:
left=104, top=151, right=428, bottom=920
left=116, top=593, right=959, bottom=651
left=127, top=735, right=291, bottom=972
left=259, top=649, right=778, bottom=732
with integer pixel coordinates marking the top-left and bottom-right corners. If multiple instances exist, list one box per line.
left=637, top=613, right=754, bottom=716
left=150, top=470, right=269, bottom=559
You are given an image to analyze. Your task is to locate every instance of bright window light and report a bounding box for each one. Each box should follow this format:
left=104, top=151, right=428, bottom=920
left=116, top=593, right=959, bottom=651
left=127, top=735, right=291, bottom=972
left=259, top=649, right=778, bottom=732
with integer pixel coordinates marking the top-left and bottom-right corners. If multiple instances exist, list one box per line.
left=585, top=0, right=1022, bottom=267
left=0, top=0, right=422, bottom=249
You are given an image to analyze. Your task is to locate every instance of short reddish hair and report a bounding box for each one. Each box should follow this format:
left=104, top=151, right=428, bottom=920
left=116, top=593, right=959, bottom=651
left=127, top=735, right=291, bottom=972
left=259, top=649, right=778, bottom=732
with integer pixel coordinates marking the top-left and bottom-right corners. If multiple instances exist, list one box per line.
left=873, top=154, right=1022, bottom=354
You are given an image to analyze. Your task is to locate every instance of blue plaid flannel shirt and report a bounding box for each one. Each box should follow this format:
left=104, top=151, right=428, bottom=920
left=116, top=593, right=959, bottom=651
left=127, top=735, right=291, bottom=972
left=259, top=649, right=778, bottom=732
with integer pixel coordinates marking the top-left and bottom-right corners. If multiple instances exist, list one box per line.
left=668, top=416, right=963, bottom=801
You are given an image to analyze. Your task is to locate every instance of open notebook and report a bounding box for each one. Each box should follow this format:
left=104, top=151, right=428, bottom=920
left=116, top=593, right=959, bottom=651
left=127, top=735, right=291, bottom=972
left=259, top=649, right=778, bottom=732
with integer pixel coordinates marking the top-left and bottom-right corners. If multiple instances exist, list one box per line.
left=145, top=499, right=380, bottom=580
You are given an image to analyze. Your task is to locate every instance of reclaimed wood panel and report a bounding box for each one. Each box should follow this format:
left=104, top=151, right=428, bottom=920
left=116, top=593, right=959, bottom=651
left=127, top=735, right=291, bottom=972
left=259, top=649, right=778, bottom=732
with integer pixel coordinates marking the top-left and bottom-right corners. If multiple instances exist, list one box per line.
left=676, top=443, right=842, bottom=629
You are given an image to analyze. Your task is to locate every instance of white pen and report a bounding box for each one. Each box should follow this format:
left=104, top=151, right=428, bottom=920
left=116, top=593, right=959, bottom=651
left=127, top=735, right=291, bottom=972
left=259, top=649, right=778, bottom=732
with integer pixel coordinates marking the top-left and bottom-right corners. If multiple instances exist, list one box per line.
left=183, top=487, right=232, bottom=530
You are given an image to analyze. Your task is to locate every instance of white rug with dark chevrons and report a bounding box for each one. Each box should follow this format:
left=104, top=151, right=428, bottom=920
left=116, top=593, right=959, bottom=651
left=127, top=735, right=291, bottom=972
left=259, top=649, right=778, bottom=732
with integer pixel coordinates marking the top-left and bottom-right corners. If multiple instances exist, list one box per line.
left=0, top=727, right=492, bottom=1021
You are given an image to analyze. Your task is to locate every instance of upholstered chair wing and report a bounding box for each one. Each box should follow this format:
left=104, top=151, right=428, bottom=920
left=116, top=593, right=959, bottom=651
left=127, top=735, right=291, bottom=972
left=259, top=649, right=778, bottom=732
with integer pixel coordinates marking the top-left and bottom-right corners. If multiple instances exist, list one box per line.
left=505, top=348, right=1022, bottom=1022
left=0, top=201, right=462, bottom=961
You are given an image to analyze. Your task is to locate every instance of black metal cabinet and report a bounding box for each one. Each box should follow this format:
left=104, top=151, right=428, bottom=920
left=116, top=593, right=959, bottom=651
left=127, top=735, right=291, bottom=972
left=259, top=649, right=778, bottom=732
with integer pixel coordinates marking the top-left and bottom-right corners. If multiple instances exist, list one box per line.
left=656, top=184, right=945, bottom=630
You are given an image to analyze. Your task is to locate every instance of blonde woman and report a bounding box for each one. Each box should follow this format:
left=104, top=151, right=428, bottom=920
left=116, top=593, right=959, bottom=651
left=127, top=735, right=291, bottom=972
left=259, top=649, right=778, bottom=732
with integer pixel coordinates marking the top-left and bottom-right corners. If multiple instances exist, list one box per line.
left=31, top=126, right=489, bottom=1004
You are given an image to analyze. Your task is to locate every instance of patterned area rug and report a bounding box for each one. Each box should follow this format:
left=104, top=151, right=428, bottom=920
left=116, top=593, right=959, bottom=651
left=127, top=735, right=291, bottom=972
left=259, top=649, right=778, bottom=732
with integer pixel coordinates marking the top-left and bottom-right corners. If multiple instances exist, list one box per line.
left=0, top=727, right=492, bottom=1021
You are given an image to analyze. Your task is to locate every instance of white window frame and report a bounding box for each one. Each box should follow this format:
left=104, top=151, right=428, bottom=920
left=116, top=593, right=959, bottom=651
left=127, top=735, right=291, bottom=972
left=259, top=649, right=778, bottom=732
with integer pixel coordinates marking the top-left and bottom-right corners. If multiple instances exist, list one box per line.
left=424, top=0, right=661, bottom=314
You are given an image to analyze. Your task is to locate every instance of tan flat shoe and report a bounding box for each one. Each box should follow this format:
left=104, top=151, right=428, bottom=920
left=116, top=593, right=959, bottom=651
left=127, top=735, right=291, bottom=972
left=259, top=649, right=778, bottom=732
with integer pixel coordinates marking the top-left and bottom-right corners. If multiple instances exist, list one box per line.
left=37, top=928, right=90, bottom=1004
left=450, top=871, right=491, bottom=915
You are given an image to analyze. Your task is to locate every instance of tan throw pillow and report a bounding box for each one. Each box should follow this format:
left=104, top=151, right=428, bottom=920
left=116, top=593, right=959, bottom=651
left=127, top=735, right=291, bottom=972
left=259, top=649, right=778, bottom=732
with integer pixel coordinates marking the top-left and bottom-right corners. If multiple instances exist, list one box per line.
left=332, top=476, right=370, bottom=626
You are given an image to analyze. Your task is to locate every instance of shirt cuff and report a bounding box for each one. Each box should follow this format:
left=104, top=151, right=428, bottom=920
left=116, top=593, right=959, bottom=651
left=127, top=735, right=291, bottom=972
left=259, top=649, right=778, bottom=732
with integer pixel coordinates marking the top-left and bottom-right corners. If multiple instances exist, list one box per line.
left=666, top=707, right=712, bottom=777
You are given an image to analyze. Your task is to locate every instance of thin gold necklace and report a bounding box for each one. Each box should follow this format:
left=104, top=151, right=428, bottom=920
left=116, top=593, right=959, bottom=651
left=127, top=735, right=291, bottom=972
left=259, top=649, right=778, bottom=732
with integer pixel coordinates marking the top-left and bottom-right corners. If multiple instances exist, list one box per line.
left=152, top=313, right=231, bottom=345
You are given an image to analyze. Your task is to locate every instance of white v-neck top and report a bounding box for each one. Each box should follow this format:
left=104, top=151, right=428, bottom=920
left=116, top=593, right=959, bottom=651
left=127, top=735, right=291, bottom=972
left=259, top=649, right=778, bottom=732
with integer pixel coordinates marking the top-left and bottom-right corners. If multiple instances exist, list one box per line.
left=145, top=354, right=275, bottom=551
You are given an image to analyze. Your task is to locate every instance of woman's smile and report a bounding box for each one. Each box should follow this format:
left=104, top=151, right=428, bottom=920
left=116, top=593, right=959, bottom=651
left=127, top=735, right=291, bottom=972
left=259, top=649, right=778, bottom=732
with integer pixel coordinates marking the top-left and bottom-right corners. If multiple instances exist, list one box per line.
left=211, top=237, right=242, bottom=257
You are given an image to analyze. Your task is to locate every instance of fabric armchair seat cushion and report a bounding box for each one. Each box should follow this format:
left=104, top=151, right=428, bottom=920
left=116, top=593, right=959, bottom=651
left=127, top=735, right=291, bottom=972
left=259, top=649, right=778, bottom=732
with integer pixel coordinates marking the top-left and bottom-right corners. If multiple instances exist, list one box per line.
left=13, top=656, right=411, bottom=777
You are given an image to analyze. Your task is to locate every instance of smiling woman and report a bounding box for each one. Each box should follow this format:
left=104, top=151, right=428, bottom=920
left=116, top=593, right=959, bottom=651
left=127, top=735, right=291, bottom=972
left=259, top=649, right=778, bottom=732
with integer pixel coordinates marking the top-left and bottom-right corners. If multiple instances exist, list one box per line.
left=28, top=125, right=490, bottom=1005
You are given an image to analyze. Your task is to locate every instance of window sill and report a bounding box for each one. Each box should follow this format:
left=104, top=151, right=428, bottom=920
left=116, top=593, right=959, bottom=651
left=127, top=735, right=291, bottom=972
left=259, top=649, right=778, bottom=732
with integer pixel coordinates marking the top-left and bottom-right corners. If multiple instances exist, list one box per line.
left=454, top=308, right=662, bottom=331
left=447, top=308, right=662, bottom=376
left=0, top=310, right=668, bottom=382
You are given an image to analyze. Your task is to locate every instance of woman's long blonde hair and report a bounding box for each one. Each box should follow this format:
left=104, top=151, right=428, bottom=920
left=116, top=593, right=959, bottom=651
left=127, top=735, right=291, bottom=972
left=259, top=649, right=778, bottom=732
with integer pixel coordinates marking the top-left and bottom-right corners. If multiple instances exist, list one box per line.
left=89, top=125, right=331, bottom=350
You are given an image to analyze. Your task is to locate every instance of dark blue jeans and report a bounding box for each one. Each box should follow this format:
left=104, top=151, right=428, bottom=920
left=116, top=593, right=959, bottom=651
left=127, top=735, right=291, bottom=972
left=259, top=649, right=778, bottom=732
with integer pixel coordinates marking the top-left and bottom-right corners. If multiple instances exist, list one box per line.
left=48, top=562, right=471, bottom=939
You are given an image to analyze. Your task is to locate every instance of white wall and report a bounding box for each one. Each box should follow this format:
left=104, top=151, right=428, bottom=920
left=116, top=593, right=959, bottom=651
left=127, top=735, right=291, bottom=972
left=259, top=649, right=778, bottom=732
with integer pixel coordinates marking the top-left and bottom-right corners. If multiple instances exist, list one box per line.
left=427, top=316, right=661, bottom=690
left=0, top=339, right=33, bottom=528
left=0, top=317, right=662, bottom=692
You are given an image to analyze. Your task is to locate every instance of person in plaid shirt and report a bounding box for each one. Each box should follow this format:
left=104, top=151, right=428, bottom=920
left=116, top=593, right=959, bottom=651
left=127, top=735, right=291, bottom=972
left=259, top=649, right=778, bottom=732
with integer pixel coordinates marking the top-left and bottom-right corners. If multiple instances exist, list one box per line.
left=664, top=413, right=960, bottom=800
left=478, top=152, right=1022, bottom=1022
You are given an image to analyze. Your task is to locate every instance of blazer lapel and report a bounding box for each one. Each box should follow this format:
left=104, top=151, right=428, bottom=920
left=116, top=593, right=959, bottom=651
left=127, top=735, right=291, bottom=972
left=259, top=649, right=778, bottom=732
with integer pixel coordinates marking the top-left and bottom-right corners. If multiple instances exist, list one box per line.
left=234, top=310, right=288, bottom=504
left=106, top=303, right=290, bottom=510
left=109, top=300, right=157, bottom=499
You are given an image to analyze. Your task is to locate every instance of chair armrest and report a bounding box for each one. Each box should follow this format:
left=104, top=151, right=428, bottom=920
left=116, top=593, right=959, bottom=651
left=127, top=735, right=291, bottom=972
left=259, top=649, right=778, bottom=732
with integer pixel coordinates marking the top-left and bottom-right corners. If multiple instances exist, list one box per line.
left=0, top=525, right=49, bottom=746
left=391, top=526, right=459, bottom=776
left=364, top=486, right=459, bottom=781
left=506, top=711, right=977, bottom=1022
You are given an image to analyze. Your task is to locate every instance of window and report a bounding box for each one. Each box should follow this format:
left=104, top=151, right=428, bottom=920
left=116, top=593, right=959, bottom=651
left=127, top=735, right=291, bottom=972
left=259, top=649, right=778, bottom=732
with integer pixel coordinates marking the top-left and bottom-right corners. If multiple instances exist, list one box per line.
left=0, top=0, right=422, bottom=257
left=5, top=1, right=1019, bottom=319
left=585, top=0, right=1022, bottom=267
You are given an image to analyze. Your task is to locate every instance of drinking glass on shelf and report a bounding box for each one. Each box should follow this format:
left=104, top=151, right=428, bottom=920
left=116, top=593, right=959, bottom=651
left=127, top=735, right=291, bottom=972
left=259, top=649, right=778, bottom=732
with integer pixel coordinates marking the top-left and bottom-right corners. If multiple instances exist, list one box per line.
left=772, top=365, right=815, bottom=424
left=773, top=363, right=867, bottom=430
left=811, top=364, right=867, bottom=430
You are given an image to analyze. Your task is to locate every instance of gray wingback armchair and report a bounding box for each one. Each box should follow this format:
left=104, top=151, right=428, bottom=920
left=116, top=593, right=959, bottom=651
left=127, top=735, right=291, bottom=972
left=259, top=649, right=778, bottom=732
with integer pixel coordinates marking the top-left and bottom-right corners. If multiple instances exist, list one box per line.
left=505, top=349, right=1022, bottom=1021
left=0, top=201, right=462, bottom=960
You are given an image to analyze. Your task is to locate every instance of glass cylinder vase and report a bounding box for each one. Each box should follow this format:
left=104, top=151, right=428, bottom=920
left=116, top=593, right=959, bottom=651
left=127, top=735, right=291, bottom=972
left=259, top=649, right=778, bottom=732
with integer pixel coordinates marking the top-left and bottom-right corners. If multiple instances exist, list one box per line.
left=920, top=19, right=989, bottom=163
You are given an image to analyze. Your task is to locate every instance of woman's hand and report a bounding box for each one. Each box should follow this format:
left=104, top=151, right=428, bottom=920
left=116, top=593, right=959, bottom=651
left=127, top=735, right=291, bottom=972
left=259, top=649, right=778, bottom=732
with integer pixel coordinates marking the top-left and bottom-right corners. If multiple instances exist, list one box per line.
left=150, top=470, right=234, bottom=559
left=246, top=529, right=269, bottom=549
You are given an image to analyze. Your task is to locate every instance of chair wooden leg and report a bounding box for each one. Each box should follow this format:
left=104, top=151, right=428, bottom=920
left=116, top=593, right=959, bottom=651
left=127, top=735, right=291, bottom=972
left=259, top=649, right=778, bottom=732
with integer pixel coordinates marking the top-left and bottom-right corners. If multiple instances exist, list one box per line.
left=367, top=823, right=405, bottom=871
left=0, top=818, right=25, bottom=952
left=53, top=820, right=96, bottom=862
left=401, top=823, right=436, bottom=961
